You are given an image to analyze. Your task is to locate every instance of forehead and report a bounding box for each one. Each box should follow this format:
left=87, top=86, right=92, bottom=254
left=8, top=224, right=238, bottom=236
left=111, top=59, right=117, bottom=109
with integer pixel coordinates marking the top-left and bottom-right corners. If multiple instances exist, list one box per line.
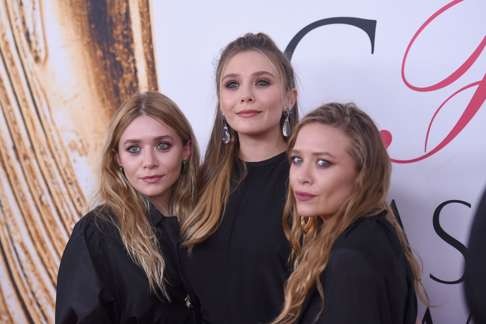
left=221, top=50, right=280, bottom=77
left=294, top=123, right=351, bottom=155
left=119, top=115, right=177, bottom=141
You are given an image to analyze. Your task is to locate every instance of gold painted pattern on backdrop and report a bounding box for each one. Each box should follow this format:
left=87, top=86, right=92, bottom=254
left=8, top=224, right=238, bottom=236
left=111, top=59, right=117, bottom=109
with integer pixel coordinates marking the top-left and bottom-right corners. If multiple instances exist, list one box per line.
left=0, top=0, right=158, bottom=322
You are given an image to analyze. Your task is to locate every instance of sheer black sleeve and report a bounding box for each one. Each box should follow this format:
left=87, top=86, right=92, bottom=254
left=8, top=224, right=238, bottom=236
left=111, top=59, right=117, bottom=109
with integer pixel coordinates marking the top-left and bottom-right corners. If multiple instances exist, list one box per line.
left=55, top=215, right=115, bottom=324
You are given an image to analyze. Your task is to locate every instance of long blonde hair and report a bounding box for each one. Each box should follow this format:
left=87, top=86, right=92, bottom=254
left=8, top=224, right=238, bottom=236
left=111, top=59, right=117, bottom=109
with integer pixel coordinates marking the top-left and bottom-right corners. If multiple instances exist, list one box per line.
left=273, top=103, right=427, bottom=323
left=181, top=32, right=299, bottom=248
left=97, top=91, right=200, bottom=296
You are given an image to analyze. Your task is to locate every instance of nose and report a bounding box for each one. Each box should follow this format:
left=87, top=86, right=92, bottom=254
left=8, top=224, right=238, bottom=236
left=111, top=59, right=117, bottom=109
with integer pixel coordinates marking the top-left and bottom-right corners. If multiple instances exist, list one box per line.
left=296, top=162, right=313, bottom=186
left=240, top=83, right=254, bottom=103
left=142, top=147, right=158, bottom=169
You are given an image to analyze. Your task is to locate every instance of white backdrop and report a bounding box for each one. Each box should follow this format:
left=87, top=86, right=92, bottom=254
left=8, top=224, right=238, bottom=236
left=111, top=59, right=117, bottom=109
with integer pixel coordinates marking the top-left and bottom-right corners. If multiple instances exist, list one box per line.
left=151, top=1, right=486, bottom=323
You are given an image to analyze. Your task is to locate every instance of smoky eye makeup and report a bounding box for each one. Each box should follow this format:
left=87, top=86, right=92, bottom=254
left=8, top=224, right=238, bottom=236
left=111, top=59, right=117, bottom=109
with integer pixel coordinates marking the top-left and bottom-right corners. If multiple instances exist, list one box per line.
left=316, top=159, right=332, bottom=168
left=155, top=141, right=172, bottom=151
left=255, top=79, right=271, bottom=87
left=126, top=145, right=141, bottom=154
left=290, top=155, right=303, bottom=165
left=223, top=80, right=239, bottom=89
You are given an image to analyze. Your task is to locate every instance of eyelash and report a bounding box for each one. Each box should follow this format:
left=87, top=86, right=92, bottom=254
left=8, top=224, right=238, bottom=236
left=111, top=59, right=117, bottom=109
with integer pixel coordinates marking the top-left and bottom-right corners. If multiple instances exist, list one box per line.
left=224, top=80, right=238, bottom=89
left=290, top=156, right=332, bottom=168
left=126, top=142, right=172, bottom=154
left=256, top=79, right=271, bottom=87
left=290, top=155, right=302, bottom=166
left=316, top=159, right=331, bottom=168
left=223, top=79, right=272, bottom=89
left=127, top=145, right=141, bottom=154
left=156, top=142, right=172, bottom=151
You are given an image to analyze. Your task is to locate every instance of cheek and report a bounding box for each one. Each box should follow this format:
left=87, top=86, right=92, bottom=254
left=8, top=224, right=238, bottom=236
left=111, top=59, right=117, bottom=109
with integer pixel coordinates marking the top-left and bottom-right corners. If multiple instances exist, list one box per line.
left=219, top=92, right=235, bottom=112
left=118, top=153, right=140, bottom=172
left=262, top=89, right=285, bottom=110
left=326, top=177, right=355, bottom=207
left=314, top=176, right=351, bottom=211
left=288, top=166, right=298, bottom=188
left=159, top=151, right=183, bottom=171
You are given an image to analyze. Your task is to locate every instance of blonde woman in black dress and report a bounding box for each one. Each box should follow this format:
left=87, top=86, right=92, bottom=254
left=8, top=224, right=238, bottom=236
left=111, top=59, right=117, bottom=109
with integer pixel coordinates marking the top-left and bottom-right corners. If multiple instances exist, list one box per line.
left=56, top=92, right=200, bottom=323
left=274, top=103, right=427, bottom=324
left=180, top=33, right=299, bottom=324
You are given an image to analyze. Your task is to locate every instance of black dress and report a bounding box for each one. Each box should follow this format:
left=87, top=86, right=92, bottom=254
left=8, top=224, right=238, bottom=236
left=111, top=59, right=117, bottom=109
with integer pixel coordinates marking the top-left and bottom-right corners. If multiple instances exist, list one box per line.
left=55, top=205, right=195, bottom=324
left=465, top=188, right=486, bottom=323
left=298, top=213, right=417, bottom=324
left=181, top=152, right=291, bottom=324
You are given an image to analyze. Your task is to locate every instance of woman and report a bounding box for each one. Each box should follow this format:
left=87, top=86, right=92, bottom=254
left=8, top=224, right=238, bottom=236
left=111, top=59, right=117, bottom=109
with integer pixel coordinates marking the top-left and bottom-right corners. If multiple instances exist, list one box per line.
left=56, top=91, right=200, bottom=323
left=180, top=32, right=299, bottom=323
left=273, top=103, right=426, bottom=324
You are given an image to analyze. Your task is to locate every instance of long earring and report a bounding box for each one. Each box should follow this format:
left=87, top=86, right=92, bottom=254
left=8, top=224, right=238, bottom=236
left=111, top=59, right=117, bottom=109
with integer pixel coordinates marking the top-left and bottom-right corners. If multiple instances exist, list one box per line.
left=181, top=159, right=188, bottom=173
left=222, top=118, right=231, bottom=144
left=282, top=109, right=291, bottom=138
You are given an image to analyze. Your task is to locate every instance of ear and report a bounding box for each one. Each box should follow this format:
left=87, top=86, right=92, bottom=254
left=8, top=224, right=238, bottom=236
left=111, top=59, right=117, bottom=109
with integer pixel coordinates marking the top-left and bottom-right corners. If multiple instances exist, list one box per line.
left=182, top=139, right=192, bottom=161
left=285, top=88, right=298, bottom=111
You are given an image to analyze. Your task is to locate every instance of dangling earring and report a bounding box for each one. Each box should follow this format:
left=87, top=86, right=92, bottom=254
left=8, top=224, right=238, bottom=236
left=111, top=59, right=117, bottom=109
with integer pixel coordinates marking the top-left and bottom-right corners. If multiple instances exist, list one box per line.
left=222, top=118, right=231, bottom=144
left=181, top=159, right=188, bottom=173
left=282, top=109, right=291, bottom=138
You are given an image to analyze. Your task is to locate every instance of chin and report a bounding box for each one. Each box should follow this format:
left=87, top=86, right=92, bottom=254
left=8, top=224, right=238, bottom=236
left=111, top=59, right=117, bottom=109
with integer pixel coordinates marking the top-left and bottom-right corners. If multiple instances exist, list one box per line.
left=296, top=206, right=319, bottom=218
left=139, top=187, right=167, bottom=198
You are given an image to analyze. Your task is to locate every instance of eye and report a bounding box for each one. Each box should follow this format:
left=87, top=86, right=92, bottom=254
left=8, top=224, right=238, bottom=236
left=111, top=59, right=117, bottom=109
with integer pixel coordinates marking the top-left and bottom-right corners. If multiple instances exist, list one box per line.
left=224, top=80, right=239, bottom=89
left=316, top=159, right=331, bottom=168
left=126, top=145, right=141, bottom=154
left=290, top=155, right=303, bottom=166
left=255, top=79, right=271, bottom=87
left=156, top=142, right=172, bottom=151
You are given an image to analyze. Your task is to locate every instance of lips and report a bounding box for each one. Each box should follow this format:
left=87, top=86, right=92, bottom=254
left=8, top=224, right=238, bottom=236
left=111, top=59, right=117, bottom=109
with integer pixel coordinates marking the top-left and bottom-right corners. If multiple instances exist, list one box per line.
left=236, top=110, right=261, bottom=118
left=294, top=191, right=316, bottom=202
left=141, top=175, right=163, bottom=184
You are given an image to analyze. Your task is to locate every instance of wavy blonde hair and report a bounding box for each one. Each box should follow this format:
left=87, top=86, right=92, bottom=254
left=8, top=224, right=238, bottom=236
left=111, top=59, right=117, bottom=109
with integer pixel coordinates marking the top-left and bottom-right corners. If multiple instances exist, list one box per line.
left=181, top=32, right=299, bottom=248
left=273, top=103, right=427, bottom=323
left=97, top=91, right=200, bottom=296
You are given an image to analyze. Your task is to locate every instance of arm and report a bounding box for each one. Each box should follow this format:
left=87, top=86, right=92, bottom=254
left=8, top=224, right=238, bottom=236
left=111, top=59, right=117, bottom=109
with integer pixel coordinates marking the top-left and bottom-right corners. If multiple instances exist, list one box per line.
left=55, top=218, right=115, bottom=324
left=320, top=248, right=388, bottom=324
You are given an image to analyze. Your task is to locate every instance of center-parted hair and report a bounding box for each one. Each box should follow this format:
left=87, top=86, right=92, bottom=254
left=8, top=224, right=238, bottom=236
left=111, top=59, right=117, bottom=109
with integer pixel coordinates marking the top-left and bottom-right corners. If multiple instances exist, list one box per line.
left=273, top=102, right=427, bottom=323
left=97, top=91, right=200, bottom=296
left=181, top=32, right=299, bottom=247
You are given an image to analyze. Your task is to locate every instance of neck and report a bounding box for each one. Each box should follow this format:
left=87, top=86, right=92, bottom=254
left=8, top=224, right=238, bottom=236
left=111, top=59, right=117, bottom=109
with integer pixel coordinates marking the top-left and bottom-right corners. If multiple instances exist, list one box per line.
left=238, top=126, right=287, bottom=162
left=150, top=195, right=169, bottom=216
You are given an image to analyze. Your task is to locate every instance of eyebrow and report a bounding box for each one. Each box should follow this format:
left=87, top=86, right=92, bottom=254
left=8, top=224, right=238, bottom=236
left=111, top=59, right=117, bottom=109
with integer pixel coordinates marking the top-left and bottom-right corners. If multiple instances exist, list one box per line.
left=221, top=70, right=277, bottom=81
left=122, top=135, right=173, bottom=145
left=291, top=149, right=336, bottom=159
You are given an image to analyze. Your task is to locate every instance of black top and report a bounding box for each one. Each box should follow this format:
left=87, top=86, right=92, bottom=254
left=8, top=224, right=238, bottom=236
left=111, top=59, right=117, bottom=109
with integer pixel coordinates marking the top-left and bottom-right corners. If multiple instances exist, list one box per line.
left=298, top=213, right=417, bottom=324
left=56, top=205, right=195, bottom=324
left=465, top=188, right=486, bottom=323
left=181, top=152, right=291, bottom=324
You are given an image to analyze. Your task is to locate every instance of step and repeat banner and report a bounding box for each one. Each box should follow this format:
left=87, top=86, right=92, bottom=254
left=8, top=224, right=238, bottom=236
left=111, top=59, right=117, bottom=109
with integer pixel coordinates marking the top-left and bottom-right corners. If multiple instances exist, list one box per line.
left=0, top=0, right=484, bottom=323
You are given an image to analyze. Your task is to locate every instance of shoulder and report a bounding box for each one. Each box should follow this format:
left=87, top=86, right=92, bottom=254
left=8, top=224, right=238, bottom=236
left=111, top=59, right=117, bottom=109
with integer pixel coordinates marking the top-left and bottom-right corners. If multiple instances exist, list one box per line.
left=70, top=205, right=120, bottom=247
left=334, top=214, right=401, bottom=254
left=331, top=214, right=405, bottom=274
left=326, top=247, right=376, bottom=280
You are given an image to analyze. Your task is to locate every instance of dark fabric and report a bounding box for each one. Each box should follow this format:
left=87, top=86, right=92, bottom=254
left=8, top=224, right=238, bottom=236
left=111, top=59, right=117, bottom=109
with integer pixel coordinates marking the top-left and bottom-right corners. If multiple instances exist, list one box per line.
left=298, top=214, right=417, bottom=324
left=465, top=189, right=486, bottom=323
left=55, top=205, right=195, bottom=324
left=181, top=152, right=291, bottom=324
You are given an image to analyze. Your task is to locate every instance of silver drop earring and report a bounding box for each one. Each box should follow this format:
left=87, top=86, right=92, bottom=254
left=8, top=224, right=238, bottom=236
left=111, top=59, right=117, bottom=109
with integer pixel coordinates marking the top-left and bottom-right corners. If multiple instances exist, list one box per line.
left=282, top=109, right=291, bottom=138
left=222, top=119, right=231, bottom=144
